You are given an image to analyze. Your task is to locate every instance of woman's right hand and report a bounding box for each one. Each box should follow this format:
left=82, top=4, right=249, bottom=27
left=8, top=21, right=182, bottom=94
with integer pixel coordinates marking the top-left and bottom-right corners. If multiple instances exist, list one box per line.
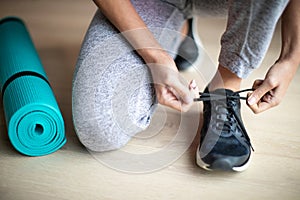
left=93, top=0, right=198, bottom=112
left=146, top=51, right=197, bottom=112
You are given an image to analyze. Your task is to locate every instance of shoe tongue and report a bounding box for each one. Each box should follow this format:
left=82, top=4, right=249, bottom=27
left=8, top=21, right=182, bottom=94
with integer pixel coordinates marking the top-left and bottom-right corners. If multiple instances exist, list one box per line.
left=210, top=88, right=236, bottom=96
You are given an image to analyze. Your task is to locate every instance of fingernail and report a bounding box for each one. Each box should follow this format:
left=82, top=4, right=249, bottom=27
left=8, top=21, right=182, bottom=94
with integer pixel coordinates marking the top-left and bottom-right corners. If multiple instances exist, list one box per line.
left=190, top=79, right=197, bottom=89
left=248, top=96, right=256, bottom=105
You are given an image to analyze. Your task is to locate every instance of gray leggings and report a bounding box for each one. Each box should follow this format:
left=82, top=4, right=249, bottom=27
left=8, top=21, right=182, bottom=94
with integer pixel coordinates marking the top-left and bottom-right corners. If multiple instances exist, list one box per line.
left=72, top=0, right=289, bottom=151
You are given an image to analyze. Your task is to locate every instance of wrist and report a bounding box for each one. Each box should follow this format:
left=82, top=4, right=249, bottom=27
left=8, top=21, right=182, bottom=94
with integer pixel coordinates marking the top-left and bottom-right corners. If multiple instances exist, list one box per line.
left=138, top=48, right=174, bottom=65
left=273, top=59, right=299, bottom=82
left=277, top=55, right=300, bottom=70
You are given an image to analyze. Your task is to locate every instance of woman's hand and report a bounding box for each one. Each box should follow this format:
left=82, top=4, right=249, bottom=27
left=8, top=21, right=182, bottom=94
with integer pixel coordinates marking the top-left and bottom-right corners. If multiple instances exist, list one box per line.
left=248, top=0, right=300, bottom=114
left=247, top=60, right=298, bottom=113
left=147, top=52, right=198, bottom=112
left=93, top=0, right=199, bottom=112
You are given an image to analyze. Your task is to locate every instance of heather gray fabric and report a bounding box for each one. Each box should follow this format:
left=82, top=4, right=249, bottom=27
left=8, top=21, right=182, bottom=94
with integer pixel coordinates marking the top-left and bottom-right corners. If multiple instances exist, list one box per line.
left=218, top=0, right=289, bottom=78
left=72, top=0, right=289, bottom=151
left=72, top=0, right=186, bottom=151
left=163, top=0, right=289, bottom=78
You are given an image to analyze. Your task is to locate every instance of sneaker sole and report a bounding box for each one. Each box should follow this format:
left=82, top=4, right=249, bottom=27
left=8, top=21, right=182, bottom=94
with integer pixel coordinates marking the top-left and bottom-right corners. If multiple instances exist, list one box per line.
left=195, top=145, right=251, bottom=172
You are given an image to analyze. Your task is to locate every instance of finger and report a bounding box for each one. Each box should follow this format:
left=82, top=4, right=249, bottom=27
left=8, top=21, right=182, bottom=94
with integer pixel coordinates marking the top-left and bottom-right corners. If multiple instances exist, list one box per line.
left=189, top=79, right=197, bottom=90
left=248, top=101, right=273, bottom=114
left=166, top=98, right=193, bottom=112
left=247, top=79, right=274, bottom=106
left=247, top=91, right=278, bottom=114
left=164, top=94, right=192, bottom=112
left=155, top=85, right=188, bottom=112
left=189, top=79, right=199, bottom=97
left=150, top=66, right=191, bottom=104
left=168, top=100, right=192, bottom=112
left=262, top=92, right=273, bottom=102
left=163, top=99, right=182, bottom=112
left=159, top=95, right=190, bottom=112
left=252, top=79, right=264, bottom=89
left=248, top=80, right=263, bottom=103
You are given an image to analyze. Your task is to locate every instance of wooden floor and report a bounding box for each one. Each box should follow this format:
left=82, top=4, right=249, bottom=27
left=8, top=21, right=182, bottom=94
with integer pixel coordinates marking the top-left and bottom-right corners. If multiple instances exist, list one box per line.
left=0, top=1, right=299, bottom=199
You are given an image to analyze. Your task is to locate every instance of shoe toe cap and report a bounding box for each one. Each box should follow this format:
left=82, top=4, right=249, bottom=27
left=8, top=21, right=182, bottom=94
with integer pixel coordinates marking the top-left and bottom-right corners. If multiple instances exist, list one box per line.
left=201, top=152, right=250, bottom=171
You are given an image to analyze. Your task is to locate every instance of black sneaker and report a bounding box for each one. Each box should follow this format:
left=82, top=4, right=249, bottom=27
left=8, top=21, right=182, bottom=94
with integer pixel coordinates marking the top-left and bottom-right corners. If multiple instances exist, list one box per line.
left=194, top=88, right=254, bottom=171
left=175, top=18, right=202, bottom=71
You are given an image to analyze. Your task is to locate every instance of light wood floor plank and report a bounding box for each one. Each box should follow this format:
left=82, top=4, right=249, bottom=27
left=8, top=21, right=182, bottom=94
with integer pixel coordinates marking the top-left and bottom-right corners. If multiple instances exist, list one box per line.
left=0, top=1, right=299, bottom=199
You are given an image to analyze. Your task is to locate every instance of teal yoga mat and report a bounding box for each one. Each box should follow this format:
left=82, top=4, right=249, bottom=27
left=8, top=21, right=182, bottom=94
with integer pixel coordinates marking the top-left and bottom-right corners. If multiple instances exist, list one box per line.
left=0, top=17, right=66, bottom=156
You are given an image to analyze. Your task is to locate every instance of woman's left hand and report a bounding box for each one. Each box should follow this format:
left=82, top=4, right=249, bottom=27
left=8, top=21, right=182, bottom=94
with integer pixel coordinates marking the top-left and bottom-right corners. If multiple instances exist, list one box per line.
left=247, top=60, right=298, bottom=114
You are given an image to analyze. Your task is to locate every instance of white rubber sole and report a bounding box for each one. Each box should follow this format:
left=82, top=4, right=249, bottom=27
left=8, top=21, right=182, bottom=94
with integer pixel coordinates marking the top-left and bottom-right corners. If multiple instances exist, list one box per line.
left=196, top=145, right=251, bottom=172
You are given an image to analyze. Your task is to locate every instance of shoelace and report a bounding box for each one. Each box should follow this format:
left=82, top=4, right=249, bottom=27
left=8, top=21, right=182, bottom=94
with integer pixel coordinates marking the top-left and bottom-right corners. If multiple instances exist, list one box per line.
left=194, top=88, right=255, bottom=151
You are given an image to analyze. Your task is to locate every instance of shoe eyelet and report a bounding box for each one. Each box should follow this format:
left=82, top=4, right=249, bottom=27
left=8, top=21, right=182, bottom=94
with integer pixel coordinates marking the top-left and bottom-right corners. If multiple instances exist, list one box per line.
left=216, top=115, right=222, bottom=120
left=216, top=122, right=223, bottom=129
left=215, top=105, right=221, bottom=111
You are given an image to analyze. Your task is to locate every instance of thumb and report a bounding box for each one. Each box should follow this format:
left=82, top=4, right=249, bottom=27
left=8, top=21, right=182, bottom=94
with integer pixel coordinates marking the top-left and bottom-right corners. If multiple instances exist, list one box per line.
left=247, top=79, right=273, bottom=106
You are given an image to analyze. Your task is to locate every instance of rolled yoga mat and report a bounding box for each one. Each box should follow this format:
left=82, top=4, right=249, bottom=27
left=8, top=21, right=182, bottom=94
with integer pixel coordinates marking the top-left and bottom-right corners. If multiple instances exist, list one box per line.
left=0, top=17, right=66, bottom=156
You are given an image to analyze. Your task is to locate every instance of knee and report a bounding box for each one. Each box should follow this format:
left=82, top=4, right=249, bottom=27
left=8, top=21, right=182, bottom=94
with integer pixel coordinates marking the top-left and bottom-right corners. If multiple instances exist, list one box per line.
left=72, top=100, right=157, bottom=152
left=74, top=120, right=132, bottom=152
left=81, top=135, right=130, bottom=152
